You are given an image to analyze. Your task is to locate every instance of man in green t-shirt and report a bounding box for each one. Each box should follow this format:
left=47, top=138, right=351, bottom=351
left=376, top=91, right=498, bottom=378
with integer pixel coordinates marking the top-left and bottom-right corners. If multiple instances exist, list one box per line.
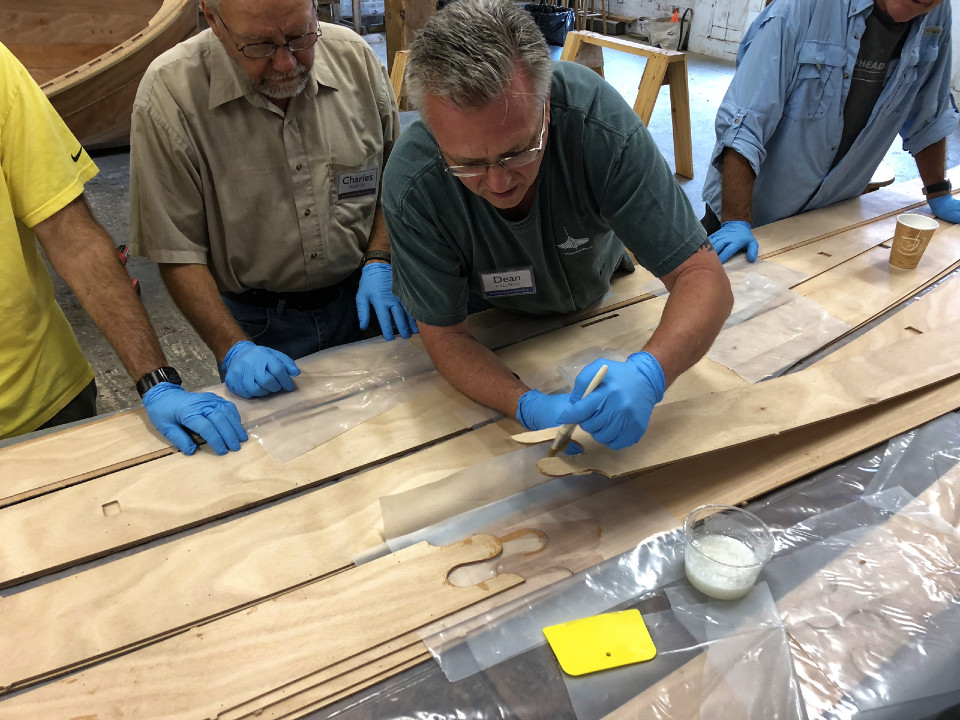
left=383, top=0, right=732, bottom=451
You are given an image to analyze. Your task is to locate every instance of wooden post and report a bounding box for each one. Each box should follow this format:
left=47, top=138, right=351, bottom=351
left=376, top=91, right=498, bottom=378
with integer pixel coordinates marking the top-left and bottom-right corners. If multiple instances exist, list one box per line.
left=385, top=0, right=435, bottom=74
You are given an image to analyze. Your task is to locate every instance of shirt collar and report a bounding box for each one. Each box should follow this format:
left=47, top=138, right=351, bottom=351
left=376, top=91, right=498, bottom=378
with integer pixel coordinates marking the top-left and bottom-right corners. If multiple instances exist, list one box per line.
left=206, top=28, right=339, bottom=111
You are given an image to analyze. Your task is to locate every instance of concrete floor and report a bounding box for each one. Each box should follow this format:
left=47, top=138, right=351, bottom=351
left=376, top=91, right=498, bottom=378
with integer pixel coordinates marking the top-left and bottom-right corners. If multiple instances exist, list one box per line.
left=61, top=33, right=960, bottom=416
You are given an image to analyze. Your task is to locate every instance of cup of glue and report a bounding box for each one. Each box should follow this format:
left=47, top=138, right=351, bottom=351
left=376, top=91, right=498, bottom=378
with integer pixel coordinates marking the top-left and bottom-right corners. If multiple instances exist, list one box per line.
left=683, top=504, right=774, bottom=600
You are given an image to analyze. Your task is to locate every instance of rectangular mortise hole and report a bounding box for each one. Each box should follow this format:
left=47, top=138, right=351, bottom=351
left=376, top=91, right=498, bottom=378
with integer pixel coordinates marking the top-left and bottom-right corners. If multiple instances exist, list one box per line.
left=102, top=501, right=121, bottom=517
left=580, top=313, right=620, bottom=328
left=817, top=251, right=832, bottom=257
left=904, top=326, right=923, bottom=335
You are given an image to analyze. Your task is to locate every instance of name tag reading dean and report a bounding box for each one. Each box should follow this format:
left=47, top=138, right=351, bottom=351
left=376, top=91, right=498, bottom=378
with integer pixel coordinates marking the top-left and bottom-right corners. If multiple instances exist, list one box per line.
left=480, top=267, right=536, bottom=298
left=337, top=167, right=380, bottom=200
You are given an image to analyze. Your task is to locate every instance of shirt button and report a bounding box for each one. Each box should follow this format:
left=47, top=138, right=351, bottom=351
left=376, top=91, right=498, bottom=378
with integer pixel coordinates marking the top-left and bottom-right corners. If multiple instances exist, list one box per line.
left=310, top=252, right=318, bottom=259
left=304, top=208, right=311, bottom=216
left=854, top=33, right=859, bottom=39
left=844, top=72, right=850, bottom=79
left=296, top=163, right=302, bottom=171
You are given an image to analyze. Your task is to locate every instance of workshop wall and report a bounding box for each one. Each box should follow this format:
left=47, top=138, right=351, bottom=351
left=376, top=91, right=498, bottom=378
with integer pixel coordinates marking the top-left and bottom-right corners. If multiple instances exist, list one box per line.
left=619, top=0, right=764, bottom=58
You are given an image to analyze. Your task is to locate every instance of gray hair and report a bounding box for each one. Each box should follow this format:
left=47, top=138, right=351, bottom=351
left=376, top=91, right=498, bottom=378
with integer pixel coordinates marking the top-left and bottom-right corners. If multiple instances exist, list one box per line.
left=406, top=0, right=552, bottom=116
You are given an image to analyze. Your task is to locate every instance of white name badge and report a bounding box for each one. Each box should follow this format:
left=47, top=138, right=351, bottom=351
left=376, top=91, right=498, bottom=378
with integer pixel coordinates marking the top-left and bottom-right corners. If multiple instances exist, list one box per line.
left=480, top=267, right=536, bottom=298
left=337, top=166, right=380, bottom=200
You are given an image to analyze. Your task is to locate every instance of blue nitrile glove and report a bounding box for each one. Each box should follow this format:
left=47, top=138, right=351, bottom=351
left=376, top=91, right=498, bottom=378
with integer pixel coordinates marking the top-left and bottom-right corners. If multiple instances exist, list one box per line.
left=709, top=220, right=759, bottom=263
left=515, top=389, right=575, bottom=431
left=928, top=194, right=960, bottom=223
left=142, top=383, right=247, bottom=456
left=221, top=340, right=300, bottom=399
left=356, top=262, right=419, bottom=341
left=557, top=352, right=666, bottom=451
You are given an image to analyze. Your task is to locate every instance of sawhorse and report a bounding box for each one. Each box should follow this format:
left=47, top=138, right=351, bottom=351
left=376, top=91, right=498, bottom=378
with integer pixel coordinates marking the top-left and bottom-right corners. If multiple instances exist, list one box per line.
left=560, top=31, right=694, bottom=179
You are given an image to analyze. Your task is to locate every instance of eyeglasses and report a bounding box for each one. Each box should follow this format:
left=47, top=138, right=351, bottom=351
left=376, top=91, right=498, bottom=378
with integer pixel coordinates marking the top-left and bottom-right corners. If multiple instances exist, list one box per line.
left=441, top=103, right=548, bottom=178
left=216, top=12, right=321, bottom=59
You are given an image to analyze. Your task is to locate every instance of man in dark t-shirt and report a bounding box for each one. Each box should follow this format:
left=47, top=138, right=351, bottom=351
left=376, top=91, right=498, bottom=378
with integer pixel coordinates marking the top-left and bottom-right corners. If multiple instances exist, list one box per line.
left=383, top=0, right=733, bottom=452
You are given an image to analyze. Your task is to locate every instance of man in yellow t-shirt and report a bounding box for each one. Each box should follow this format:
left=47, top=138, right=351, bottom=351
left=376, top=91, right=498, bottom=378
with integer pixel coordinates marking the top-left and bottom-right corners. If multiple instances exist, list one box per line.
left=0, top=43, right=247, bottom=455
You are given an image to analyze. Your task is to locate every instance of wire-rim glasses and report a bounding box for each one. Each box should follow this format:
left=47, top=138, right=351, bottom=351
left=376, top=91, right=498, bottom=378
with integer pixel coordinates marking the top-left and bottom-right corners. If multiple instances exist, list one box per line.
left=216, top=12, right=321, bottom=59
left=441, top=102, right=548, bottom=178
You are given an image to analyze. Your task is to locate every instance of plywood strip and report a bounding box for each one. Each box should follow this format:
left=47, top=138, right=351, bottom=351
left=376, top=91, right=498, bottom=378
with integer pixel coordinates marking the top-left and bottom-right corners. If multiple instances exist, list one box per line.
left=523, top=320, right=960, bottom=477
left=795, top=224, right=960, bottom=325
left=0, top=536, right=522, bottom=720
left=218, top=633, right=424, bottom=720
left=274, top=655, right=429, bottom=720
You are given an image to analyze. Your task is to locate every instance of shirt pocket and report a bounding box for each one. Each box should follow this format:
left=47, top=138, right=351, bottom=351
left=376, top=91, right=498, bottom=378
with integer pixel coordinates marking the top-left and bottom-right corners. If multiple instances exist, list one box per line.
left=783, top=41, right=846, bottom=120
left=329, top=152, right=383, bottom=252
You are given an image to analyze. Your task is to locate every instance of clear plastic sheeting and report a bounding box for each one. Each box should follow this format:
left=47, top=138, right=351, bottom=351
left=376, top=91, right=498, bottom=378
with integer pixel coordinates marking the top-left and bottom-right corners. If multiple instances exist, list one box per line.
left=243, top=338, right=438, bottom=462
left=765, top=497, right=960, bottom=718
left=377, top=460, right=625, bottom=553
left=707, top=271, right=851, bottom=382
left=563, top=584, right=803, bottom=720
left=520, top=346, right=629, bottom=394
left=629, top=258, right=806, bottom=300
left=422, top=531, right=686, bottom=683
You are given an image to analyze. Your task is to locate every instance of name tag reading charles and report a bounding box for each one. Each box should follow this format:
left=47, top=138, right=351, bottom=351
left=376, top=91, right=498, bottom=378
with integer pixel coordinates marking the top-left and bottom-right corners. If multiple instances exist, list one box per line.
left=480, top=267, right=536, bottom=298
left=337, top=167, right=380, bottom=200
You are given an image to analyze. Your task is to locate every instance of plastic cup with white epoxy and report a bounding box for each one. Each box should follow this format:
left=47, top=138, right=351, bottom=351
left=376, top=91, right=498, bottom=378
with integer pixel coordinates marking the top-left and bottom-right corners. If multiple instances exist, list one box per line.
left=683, top=504, right=774, bottom=600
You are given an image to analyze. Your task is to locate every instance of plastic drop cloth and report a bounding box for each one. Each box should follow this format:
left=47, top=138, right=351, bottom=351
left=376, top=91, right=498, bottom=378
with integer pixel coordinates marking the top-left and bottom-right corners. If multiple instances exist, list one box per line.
left=240, top=338, right=438, bottom=462
left=707, top=271, right=851, bottom=382
left=306, top=410, right=960, bottom=720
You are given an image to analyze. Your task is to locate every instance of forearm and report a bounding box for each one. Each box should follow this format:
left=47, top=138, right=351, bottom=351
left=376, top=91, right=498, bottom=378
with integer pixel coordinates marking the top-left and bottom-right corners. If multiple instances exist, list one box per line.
left=720, top=148, right=757, bottom=223
left=643, top=247, right=733, bottom=386
left=34, top=196, right=168, bottom=382
left=914, top=139, right=949, bottom=198
left=420, top=322, right=529, bottom=417
left=366, top=206, right=391, bottom=256
left=158, top=263, right=247, bottom=365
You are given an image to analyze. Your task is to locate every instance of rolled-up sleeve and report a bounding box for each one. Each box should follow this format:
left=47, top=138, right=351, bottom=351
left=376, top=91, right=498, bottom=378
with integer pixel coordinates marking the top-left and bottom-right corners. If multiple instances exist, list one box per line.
left=901, top=11, right=959, bottom=156
left=710, top=13, right=801, bottom=176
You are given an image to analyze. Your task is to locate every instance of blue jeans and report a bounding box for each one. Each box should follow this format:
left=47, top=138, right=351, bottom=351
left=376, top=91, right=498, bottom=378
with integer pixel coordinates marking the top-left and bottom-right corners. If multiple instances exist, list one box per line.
left=220, top=290, right=363, bottom=369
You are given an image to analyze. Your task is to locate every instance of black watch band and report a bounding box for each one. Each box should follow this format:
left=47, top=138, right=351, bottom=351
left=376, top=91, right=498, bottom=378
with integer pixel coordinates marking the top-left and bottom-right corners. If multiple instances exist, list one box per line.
left=363, top=250, right=392, bottom=263
left=136, top=366, right=182, bottom=397
left=922, top=179, right=952, bottom=195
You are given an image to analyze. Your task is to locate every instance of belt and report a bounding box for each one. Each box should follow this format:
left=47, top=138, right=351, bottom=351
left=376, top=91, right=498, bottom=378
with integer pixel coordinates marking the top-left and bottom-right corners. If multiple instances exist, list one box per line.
left=224, top=272, right=359, bottom=312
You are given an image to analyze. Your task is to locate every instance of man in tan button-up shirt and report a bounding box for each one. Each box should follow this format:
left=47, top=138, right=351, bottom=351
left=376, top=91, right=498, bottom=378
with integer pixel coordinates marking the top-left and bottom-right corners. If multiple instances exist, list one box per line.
left=130, top=0, right=416, bottom=400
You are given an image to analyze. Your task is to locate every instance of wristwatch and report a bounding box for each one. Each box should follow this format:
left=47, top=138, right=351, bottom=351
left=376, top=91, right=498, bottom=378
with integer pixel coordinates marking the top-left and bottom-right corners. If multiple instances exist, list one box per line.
left=363, top=250, right=392, bottom=263
left=922, top=179, right=952, bottom=195
left=136, top=366, right=182, bottom=397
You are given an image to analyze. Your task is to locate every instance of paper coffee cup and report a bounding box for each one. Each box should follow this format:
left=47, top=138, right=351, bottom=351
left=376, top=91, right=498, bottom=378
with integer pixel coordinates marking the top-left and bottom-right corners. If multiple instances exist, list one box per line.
left=890, top=213, right=938, bottom=270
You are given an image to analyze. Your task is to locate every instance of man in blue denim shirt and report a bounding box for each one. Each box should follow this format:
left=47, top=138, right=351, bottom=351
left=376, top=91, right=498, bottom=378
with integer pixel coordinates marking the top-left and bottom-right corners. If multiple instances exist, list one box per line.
left=701, top=0, right=960, bottom=262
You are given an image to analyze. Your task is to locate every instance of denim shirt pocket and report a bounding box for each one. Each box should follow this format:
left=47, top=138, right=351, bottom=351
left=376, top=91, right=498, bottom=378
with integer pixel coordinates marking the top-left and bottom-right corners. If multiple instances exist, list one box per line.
left=783, top=42, right=846, bottom=120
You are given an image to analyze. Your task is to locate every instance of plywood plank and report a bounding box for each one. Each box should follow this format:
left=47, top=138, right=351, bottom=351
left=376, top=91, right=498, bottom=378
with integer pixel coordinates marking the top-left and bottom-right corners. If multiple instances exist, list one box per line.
left=524, top=320, right=960, bottom=477
left=0, top=536, right=522, bottom=720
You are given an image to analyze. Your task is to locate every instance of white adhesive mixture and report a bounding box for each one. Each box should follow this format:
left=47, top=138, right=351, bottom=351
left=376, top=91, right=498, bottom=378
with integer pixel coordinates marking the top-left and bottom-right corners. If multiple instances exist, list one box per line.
left=685, top=534, right=761, bottom=600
